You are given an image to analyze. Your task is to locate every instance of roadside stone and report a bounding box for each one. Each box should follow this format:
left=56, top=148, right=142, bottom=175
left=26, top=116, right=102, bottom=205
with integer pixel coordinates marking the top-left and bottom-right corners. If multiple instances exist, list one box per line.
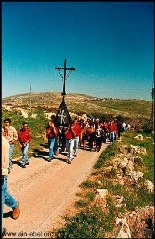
left=116, top=217, right=131, bottom=238
left=134, top=134, right=144, bottom=141
left=96, top=189, right=108, bottom=199
left=145, top=180, right=154, bottom=193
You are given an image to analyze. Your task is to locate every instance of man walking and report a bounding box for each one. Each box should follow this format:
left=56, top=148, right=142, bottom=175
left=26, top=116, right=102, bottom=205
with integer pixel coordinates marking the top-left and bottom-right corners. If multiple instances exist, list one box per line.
left=3, top=118, right=18, bottom=173
left=46, top=120, right=58, bottom=161
left=65, top=122, right=76, bottom=164
left=18, top=122, right=31, bottom=168
left=72, top=118, right=82, bottom=157
left=2, top=131, right=20, bottom=237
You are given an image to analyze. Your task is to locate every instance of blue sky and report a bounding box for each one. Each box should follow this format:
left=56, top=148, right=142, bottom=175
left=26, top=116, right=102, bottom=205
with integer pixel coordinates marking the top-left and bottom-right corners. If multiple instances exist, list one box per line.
left=2, top=2, right=154, bottom=100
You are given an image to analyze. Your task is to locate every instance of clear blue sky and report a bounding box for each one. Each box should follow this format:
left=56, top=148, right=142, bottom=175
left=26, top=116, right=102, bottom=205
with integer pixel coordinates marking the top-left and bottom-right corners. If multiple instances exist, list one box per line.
left=2, top=2, right=154, bottom=100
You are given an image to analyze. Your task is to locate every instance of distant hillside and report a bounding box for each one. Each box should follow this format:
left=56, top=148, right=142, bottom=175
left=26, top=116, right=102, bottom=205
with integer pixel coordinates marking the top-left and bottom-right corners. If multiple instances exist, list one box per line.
left=2, top=92, right=151, bottom=121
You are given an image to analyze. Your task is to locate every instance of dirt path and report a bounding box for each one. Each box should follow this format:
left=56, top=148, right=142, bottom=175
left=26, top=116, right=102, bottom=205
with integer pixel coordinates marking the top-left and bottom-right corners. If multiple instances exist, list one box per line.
left=3, top=143, right=109, bottom=238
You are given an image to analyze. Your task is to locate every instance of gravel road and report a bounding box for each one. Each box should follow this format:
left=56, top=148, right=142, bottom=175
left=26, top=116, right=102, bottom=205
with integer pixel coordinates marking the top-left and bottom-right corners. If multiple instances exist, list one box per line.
left=3, top=143, right=108, bottom=238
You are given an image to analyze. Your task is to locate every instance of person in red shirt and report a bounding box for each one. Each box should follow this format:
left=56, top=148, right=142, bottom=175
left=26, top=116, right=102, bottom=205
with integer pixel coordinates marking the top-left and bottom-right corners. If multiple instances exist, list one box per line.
left=103, top=121, right=109, bottom=143
left=108, top=121, right=115, bottom=143
left=72, top=119, right=82, bottom=157
left=18, top=122, right=31, bottom=168
left=64, top=122, right=76, bottom=164
left=46, top=120, right=58, bottom=162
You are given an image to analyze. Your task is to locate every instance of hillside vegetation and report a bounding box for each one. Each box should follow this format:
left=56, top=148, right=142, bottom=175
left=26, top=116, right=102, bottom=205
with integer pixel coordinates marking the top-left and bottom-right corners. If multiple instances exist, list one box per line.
left=2, top=91, right=152, bottom=120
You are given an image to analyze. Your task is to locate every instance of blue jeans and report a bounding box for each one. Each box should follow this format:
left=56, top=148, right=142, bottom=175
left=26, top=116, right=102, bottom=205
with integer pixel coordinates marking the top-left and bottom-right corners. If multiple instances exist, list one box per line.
left=9, top=144, right=14, bottom=172
left=74, top=136, right=79, bottom=156
left=2, top=175, right=17, bottom=234
left=21, top=143, right=29, bottom=166
left=48, top=138, right=55, bottom=160
left=54, top=136, right=59, bottom=154
left=110, top=132, right=115, bottom=143
left=66, top=139, right=74, bottom=161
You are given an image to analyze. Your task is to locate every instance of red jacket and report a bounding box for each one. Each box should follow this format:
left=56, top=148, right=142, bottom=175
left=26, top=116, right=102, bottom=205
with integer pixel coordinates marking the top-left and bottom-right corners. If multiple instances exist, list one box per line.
left=108, top=124, right=116, bottom=132
left=46, top=126, right=58, bottom=138
left=65, top=127, right=76, bottom=140
left=72, top=123, right=82, bottom=137
left=18, top=128, right=31, bottom=143
left=104, top=122, right=109, bottom=131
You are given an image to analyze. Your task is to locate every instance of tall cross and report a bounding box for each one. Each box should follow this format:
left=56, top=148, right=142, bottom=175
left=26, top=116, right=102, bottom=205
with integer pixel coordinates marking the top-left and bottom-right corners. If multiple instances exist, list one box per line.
left=55, top=59, right=75, bottom=98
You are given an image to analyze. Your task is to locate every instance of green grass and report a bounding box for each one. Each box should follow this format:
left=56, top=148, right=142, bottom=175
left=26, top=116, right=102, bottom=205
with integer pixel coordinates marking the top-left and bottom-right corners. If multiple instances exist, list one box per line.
left=75, top=200, right=89, bottom=208
left=80, top=180, right=95, bottom=189
left=54, top=207, right=114, bottom=238
left=84, top=192, right=96, bottom=202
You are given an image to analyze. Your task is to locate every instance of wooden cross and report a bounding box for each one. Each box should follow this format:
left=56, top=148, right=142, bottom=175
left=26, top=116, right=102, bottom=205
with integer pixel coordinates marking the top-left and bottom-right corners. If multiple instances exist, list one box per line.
left=55, top=59, right=75, bottom=97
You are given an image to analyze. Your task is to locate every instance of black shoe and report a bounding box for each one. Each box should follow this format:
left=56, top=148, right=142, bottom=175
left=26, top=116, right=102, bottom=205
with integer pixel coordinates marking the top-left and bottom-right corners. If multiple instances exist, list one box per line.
left=21, top=164, right=26, bottom=168
left=25, top=162, right=29, bottom=165
left=67, top=160, right=71, bottom=164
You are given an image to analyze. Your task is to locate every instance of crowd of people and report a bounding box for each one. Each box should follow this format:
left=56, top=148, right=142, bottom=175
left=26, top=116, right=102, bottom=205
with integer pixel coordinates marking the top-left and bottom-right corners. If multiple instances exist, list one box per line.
left=2, top=116, right=131, bottom=168
left=46, top=117, right=131, bottom=164
left=1, top=115, right=131, bottom=236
